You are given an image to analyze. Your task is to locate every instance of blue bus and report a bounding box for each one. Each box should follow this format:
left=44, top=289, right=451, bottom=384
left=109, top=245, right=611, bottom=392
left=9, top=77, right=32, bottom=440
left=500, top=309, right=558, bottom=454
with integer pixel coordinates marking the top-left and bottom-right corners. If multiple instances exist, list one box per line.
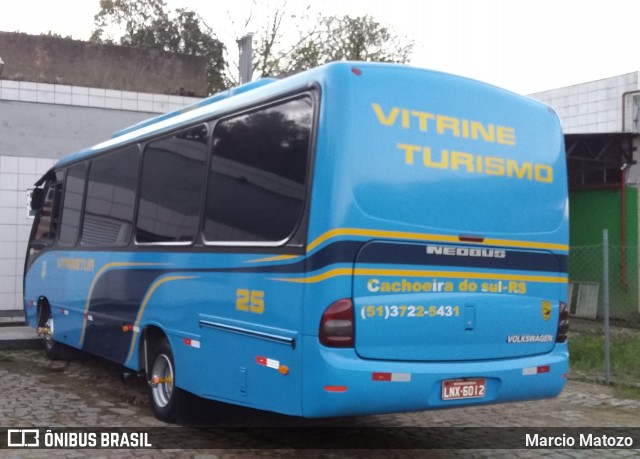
left=24, top=62, right=569, bottom=422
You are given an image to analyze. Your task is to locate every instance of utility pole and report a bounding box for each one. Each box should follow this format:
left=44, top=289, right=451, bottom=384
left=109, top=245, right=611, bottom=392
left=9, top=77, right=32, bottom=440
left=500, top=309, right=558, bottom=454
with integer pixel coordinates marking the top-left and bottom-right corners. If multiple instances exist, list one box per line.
left=237, top=34, right=253, bottom=84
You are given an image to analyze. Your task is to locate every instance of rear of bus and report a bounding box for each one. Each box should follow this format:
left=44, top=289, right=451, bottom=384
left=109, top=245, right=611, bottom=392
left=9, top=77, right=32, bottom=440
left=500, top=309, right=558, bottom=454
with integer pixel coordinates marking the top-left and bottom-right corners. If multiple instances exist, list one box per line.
left=301, top=63, right=568, bottom=417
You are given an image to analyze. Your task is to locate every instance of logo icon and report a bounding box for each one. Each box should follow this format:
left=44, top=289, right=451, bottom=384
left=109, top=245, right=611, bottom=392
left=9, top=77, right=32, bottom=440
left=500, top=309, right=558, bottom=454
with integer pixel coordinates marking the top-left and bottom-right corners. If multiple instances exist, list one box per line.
left=7, top=429, right=40, bottom=447
left=541, top=300, right=552, bottom=321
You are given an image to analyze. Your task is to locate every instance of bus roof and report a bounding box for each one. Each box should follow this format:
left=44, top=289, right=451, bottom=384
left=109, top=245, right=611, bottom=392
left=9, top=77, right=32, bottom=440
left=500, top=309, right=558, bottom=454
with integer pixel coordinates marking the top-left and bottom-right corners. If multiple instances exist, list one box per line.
left=110, top=78, right=279, bottom=139
left=54, top=63, right=333, bottom=168
left=53, top=62, right=548, bottom=169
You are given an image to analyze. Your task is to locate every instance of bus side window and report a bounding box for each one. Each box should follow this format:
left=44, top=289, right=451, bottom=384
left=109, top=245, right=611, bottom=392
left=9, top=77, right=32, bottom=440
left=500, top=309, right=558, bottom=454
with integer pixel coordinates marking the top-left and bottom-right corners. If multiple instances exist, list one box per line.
left=59, top=162, right=88, bottom=246
left=136, top=125, right=208, bottom=244
left=81, top=146, right=139, bottom=246
left=204, top=97, right=313, bottom=244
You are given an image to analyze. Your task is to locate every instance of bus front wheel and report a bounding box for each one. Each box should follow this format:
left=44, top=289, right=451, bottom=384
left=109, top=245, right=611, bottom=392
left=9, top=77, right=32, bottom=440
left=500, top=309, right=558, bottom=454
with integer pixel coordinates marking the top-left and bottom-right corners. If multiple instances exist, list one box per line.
left=148, top=338, right=182, bottom=423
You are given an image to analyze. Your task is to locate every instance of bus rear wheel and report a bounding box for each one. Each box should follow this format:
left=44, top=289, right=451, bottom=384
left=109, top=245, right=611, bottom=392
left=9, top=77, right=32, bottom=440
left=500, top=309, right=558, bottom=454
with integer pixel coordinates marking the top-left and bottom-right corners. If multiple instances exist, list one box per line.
left=148, top=338, right=182, bottom=423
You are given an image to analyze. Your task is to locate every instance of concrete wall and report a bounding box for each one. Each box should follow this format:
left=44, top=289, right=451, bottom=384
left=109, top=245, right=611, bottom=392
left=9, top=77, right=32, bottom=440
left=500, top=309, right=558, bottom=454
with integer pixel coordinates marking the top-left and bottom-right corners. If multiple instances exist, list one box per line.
left=0, top=32, right=207, bottom=97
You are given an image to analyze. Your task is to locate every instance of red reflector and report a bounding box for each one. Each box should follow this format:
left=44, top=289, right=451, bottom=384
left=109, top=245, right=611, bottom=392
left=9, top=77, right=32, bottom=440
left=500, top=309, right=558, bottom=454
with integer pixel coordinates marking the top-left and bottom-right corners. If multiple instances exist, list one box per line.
left=183, top=338, right=192, bottom=346
left=256, top=356, right=267, bottom=365
left=324, top=385, right=348, bottom=393
left=372, top=372, right=392, bottom=381
left=537, top=365, right=550, bottom=374
left=351, top=67, right=362, bottom=76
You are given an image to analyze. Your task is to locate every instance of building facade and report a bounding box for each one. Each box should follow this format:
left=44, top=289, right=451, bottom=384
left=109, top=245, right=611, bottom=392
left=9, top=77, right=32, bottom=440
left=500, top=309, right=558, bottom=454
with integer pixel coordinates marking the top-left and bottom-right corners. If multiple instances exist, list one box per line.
left=0, top=32, right=207, bottom=314
left=531, top=72, right=640, bottom=320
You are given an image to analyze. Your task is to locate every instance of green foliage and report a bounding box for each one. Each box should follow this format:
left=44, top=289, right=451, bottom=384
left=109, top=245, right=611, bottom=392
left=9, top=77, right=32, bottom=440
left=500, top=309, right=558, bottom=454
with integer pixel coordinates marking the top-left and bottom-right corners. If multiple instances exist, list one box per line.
left=285, top=15, right=413, bottom=74
left=40, top=31, right=73, bottom=40
left=90, top=0, right=169, bottom=48
left=569, top=333, right=640, bottom=379
left=252, top=11, right=414, bottom=78
left=91, top=0, right=226, bottom=93
left=569, top=334, right=606, bottom=371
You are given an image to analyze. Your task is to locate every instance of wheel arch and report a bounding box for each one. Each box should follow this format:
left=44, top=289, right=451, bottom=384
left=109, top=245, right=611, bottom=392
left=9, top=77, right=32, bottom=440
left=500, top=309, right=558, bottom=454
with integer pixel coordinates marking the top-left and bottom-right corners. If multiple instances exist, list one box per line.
left=140, top=325, right=169, bottom=374
left=36, top=296, right=51, bottom=328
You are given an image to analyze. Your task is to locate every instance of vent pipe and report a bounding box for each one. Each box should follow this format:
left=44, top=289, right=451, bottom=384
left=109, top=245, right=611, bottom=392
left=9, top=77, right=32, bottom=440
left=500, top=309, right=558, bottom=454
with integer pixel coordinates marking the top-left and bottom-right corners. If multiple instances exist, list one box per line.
left=237, top=34, right=254, bottom=84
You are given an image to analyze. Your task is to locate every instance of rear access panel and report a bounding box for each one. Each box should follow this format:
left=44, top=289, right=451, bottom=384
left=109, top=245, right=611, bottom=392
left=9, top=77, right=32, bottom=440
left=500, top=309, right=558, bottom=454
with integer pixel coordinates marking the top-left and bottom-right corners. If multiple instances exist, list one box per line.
left=353, top=240, right=565, bottom=362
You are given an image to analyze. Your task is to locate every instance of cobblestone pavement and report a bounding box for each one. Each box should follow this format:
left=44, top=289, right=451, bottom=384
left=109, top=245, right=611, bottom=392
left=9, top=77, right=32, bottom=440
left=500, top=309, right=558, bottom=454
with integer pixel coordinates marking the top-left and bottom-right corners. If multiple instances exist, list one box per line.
left=0, top=348, right=638, bottom=458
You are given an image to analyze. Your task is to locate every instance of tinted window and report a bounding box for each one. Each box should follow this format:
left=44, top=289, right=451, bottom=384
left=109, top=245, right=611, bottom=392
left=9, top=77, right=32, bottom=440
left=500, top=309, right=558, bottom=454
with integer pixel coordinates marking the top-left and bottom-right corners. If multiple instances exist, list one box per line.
left=59, top=163, right=87, bottom=246
left=81, top=146, right=139, bottom=246
left=204, top=97, right=313, bottom=243
left=136, top=125, right=208, bottom=243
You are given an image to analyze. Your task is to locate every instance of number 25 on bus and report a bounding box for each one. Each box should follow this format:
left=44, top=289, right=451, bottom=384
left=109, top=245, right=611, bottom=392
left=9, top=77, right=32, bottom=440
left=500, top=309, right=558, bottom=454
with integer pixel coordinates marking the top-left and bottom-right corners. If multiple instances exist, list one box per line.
left=24, top=62, right=569, bottom=422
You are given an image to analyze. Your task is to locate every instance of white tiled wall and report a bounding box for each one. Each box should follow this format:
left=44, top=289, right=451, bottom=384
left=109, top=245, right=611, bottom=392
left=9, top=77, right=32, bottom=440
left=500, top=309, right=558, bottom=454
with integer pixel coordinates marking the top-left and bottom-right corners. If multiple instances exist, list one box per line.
left=529, top=72, right=640, bottom=134
left=0, top=81, right=204, bottom=311
left=0, top=156, right=56, bottom=311
left=0, top=80, right=200, bottom=113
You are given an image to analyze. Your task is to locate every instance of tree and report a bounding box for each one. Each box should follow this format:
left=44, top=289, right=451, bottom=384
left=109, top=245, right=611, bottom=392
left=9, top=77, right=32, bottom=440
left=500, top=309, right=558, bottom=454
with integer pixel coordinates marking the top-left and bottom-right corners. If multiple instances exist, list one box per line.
left=221, top=1, right=317, bottom=84
left=90, top=0, right=226, bottom=93
left=90, top=1, right=414, bottom=92
left=40, top=31, right=73, bottom=40
left=243, top=6, right=413, bottom=79
left=284, top=15, right=413, bottom=74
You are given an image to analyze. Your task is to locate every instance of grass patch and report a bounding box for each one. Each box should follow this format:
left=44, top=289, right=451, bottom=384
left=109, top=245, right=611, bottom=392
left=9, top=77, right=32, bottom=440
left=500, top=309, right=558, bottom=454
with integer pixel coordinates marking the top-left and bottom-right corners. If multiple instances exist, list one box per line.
left=569, top=333, right=640, bottom=379
left=613, top=386, right=640, bottom=400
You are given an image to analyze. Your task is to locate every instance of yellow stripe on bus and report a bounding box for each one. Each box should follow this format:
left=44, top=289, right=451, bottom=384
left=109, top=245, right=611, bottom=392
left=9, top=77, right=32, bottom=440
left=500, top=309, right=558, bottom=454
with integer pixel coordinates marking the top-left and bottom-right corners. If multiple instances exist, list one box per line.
left=239, top=229, right=567, bottom=266
left=78, top=262, right=167, bottom=347
left=272, top=268, right=568, bottom=284
left=246, top=254, right=299, bottom=263
left=124, top=275, right=198, bottom=366
left=306, top=228, right=569, bottom=253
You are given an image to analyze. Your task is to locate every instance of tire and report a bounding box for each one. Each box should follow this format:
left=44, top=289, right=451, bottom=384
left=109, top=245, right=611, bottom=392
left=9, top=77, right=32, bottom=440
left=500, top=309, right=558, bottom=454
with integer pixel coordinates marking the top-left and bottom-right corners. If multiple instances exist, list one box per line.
left=147, top=338, right=182, bottom=423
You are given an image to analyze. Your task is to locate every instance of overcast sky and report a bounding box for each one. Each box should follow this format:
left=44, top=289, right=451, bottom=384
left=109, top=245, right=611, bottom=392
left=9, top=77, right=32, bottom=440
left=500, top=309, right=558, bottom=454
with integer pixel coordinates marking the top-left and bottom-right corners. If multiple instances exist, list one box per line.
left=1, top=0, right=638, bottom=95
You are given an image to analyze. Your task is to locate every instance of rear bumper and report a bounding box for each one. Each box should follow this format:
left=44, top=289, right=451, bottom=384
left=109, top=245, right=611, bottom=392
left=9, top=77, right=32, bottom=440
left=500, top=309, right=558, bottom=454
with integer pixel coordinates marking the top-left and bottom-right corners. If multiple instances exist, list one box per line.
left=301, top=336, right=569, bottom=417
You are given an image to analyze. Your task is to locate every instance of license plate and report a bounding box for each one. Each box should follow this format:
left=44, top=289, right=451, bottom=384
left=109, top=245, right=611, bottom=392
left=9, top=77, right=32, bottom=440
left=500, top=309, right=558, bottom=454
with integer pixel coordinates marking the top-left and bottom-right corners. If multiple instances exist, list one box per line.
left=441, top=378, right=486, bottom=400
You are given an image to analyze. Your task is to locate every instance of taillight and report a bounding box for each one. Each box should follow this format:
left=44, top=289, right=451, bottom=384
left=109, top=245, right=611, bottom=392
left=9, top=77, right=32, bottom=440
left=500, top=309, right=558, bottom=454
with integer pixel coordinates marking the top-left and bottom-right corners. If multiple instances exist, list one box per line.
left=319, top=299, right=354, bottom=347
left=556, top=301, right=569, bottom=343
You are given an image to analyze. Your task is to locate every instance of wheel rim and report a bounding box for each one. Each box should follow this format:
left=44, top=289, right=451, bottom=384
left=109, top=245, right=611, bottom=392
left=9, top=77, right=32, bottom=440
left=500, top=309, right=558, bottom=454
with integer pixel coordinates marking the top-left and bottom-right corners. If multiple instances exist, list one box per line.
left=151, top=354, right=174, bottom=408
